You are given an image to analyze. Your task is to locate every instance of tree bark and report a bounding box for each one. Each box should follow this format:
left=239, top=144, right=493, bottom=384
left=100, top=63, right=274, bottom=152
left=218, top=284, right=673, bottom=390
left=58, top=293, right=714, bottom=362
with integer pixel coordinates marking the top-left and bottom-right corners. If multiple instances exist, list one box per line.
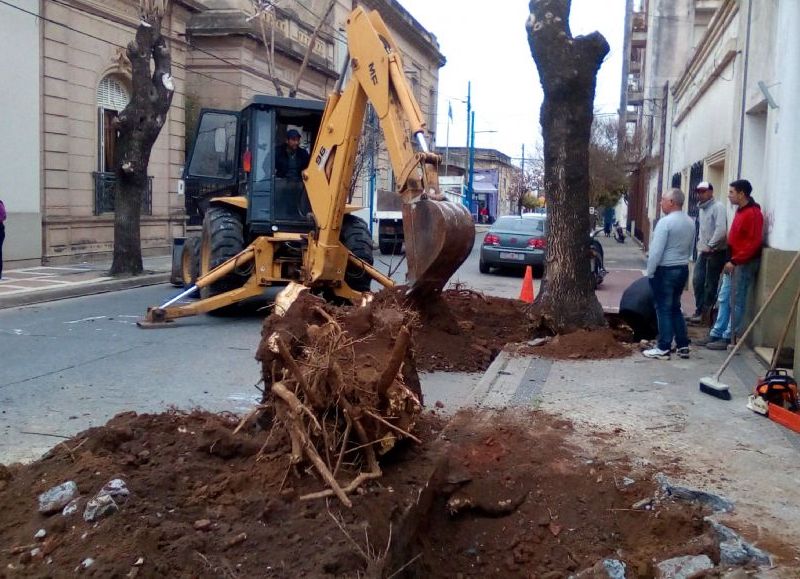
left=110, top=13, right=174, bottom=275
left=526, top=0, right=609, bottom=332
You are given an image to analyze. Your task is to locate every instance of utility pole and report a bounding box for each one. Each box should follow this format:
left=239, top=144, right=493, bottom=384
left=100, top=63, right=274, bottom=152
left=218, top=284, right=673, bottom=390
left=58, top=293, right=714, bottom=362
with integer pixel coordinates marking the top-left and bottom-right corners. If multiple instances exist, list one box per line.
left=518, top=143, right=526, bottom=215
left=465, top=81, right=472, bottom=159
left=367, top=106, right=376, bottom=236
left=468, top=110, right=476, bottom=219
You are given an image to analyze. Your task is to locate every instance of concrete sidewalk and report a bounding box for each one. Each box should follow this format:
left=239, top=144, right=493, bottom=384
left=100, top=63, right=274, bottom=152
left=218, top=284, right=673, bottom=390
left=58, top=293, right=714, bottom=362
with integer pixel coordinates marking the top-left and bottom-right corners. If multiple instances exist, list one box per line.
left=593, top=232, right=695, bottom=314
left=0, top=255, right=173, bottom=309
left=461, top=345, right=800, bottom=566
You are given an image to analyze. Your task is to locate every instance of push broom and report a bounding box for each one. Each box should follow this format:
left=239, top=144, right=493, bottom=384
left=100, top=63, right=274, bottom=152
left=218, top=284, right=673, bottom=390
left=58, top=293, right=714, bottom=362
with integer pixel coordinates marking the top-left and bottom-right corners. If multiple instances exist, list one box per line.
left=699, top=251, right=800, bottom=399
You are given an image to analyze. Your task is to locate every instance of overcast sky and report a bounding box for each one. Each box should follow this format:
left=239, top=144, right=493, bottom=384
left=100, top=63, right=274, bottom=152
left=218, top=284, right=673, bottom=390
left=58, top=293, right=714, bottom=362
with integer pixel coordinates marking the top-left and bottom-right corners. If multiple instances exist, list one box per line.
left=397, top=0, right=626, bottom=163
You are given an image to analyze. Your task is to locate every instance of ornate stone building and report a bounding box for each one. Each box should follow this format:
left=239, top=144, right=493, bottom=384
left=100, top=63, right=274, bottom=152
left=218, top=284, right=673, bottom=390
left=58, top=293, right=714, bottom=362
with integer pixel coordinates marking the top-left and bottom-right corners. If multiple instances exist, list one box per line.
left=0, top=0, right=443, bottom=266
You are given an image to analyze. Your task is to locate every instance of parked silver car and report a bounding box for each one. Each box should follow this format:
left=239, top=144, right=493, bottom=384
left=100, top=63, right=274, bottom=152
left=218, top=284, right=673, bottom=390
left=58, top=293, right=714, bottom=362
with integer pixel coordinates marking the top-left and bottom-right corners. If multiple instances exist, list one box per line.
left=479, top=215, right=547, bottom=277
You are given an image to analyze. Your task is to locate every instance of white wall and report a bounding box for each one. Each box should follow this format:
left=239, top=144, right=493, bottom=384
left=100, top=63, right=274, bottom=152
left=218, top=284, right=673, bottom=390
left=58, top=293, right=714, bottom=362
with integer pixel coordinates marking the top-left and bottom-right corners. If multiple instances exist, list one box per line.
left=761, top=0, right=800, bottom=250
left=0, top=0, right=42, bottom=262
left=670, top=61, right=737, bottom=173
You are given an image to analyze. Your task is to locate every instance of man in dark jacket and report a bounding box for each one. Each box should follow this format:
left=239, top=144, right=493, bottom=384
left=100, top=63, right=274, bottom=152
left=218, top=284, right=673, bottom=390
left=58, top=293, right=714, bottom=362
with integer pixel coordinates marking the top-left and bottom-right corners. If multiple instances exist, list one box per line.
left=275, top=129, right=310, bottom=180
left=696, top=179, right=764, bottom=350
left=619, top=276, right=658, bottom=341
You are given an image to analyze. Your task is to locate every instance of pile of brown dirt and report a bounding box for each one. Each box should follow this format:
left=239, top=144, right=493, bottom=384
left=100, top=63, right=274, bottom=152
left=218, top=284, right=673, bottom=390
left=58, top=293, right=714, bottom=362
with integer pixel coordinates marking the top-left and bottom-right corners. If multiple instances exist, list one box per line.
left=0, top=410, right=442, bottom=578
left=515, top=327, right=634, bottom=360
left=371, top=287, right=533, bottom=373
left=0, top=409, right=750, bottom=578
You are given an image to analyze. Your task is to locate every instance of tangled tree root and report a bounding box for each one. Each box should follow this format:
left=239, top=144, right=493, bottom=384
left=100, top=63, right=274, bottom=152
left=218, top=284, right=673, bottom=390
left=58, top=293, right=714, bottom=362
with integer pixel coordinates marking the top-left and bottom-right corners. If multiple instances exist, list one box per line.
left=255, top=289, right=422, bottom=506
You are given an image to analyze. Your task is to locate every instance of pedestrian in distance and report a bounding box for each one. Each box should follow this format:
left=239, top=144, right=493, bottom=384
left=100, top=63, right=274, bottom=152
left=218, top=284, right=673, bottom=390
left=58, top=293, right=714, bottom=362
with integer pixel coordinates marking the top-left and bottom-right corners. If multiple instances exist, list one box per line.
left=687, top=182, right=727, bottom=325
left=643, top=188, right=696, bottom=360
left=695, top=179, right=764, bottom=350
left=603, top=206, right=614, bottom=237
left=0, top=198, right=6, bottom=280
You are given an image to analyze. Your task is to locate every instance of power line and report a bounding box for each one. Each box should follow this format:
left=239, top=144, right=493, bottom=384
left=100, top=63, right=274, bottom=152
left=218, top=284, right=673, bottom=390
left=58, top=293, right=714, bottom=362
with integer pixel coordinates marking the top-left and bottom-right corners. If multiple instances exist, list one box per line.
left=2, top=0, right=441, bottom=123
left=0, top=0, right=246, bottom=91
left=46, top=0, right=336, bottom=95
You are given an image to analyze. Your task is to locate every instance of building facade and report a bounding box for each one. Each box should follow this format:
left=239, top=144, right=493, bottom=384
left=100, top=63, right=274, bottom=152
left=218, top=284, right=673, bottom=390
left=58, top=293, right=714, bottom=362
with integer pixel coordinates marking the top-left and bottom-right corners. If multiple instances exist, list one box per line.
left=0, top=0, right=42, bottom=266
left=437, top=147, right=521, bottom=220
left=620, top=0, right=800, bottom=369
left=0, top=0, right=443, bottom=267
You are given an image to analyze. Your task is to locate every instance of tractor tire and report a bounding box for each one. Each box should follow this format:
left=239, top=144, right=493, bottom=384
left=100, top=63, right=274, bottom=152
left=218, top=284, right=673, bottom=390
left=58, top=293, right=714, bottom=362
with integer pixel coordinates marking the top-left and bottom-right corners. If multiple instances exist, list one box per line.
left=200, top=205, right=246, bottom=299
left=341, top=214, right=374, bottom=293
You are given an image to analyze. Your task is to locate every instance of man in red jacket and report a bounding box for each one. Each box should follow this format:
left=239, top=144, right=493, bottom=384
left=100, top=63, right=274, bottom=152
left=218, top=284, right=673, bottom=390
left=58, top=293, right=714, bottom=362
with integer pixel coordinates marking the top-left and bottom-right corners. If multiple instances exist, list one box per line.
left=696, top=179, right=764, bottom=349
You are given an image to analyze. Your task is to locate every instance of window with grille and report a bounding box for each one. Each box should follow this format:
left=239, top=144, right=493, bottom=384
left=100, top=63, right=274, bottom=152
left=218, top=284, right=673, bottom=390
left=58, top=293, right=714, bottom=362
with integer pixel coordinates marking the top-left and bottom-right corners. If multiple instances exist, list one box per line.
left=94, top=75, right=137, bottom=214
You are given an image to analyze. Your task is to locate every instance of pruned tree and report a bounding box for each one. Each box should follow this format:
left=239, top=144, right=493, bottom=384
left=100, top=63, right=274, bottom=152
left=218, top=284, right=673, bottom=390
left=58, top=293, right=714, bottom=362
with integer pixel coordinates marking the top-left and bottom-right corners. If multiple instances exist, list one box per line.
left=289, top=0, right=336, bottom=98
left=250, top=0, right=337, bottom=99
left=250, top=0, right=285, bottom=97
left=110, top=0, right=174, bottom=275
left=526, top=0, right=610, bottom=332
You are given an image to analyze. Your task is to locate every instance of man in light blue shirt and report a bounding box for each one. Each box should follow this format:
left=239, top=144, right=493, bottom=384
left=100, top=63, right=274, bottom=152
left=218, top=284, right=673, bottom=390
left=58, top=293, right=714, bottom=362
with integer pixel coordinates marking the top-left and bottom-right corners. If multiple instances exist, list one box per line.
left=643, top=188, right=696, bottom=360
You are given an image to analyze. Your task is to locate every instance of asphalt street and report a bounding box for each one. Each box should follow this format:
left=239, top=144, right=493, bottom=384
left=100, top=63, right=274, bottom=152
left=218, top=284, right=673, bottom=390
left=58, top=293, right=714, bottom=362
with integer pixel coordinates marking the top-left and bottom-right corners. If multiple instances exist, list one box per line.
left=0, top=237, right=538, bottom=463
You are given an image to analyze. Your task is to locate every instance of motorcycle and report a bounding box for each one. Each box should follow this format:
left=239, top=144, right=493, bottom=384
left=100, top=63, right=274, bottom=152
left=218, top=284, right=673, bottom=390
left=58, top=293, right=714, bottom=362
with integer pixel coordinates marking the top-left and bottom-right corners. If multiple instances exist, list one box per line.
left=589, top=231, right=607, bottom=289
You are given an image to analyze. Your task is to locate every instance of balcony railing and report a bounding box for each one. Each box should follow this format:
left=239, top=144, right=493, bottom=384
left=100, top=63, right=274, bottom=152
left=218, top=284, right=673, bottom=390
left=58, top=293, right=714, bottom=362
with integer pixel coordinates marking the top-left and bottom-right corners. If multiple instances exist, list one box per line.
left=93, top=172, right=153, bottom=215
left=627, top=88, right=644, bottom=105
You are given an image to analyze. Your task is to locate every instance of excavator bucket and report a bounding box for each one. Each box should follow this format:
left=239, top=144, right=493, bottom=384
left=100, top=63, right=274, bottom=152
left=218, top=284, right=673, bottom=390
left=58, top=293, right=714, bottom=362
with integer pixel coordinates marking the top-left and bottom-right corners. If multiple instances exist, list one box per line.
left=402, top=198, right=475, bottom=298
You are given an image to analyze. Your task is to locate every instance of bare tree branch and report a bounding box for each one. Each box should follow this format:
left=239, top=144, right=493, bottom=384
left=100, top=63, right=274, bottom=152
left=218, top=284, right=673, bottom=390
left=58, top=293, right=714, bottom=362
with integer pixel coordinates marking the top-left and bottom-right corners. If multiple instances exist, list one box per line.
left=289, top=0, right=336, bottom=98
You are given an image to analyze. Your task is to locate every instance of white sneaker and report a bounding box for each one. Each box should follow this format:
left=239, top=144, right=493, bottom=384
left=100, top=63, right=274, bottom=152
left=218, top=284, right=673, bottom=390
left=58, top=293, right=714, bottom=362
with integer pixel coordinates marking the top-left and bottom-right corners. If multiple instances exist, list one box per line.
left=643, top=347, right=671, bottom=360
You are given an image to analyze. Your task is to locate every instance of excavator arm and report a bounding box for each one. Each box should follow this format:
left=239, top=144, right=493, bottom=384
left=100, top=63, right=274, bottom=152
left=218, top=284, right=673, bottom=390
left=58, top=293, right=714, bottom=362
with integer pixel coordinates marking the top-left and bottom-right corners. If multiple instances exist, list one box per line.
left=303, top=7, right=474, bottom=298
left=137, top=7, right=473, bottom=327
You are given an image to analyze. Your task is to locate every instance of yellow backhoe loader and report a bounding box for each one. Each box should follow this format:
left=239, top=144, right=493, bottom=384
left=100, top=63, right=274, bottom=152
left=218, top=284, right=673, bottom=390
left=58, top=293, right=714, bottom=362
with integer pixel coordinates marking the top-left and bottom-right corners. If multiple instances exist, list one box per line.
left=140, top=7, right=474, bottom=327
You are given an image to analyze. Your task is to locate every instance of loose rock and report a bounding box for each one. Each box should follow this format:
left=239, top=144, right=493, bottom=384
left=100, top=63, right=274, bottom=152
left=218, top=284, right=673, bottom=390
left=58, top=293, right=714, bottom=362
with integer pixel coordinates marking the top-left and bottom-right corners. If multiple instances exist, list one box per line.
left=34, top=529, right=46, bottom=540
left=38, top=481, right=78, bottom=515
left=655, top=473, right=734, bottom=512
left=574, top=558, right=627, bottom=579
left=83, top=479, right=129, bottom=522
left=83, top=493, right=119, bottom=522
left=224, top=532, right=247, bottom=549
left=654, top=554, right=713, bottom=579
left=62, top=498, right=81, bottom=516
left=194, top=519, right=212, bottom=531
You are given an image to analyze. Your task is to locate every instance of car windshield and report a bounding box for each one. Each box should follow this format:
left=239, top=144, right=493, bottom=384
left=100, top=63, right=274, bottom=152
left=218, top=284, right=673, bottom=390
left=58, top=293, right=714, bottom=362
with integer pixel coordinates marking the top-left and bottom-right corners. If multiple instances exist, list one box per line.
left=492, top=217, right=545, bottom=233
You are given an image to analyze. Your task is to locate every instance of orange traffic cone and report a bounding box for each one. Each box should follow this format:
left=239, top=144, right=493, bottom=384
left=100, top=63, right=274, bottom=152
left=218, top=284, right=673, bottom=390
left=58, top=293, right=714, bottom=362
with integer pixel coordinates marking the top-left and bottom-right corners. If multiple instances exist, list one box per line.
left=519, top=266, right=535, bottom=303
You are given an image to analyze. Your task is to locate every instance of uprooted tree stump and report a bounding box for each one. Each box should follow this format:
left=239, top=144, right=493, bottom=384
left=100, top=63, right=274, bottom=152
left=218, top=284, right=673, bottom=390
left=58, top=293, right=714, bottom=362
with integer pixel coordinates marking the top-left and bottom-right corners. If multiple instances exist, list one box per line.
left=254, top=290, right=422, bottom=507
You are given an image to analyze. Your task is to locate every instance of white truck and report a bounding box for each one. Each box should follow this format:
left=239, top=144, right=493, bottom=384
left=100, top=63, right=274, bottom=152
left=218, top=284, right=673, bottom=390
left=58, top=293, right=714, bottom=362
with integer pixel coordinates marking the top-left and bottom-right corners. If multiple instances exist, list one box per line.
left=373, top=175, right=467, bottom=254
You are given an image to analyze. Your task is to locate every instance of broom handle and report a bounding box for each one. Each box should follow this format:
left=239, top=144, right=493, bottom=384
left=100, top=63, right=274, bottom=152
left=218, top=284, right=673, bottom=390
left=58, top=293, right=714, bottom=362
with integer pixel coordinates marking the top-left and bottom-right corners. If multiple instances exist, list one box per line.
left=713, top=251, right=800, bottom=380
left=770, top=284, right=800, bottom=370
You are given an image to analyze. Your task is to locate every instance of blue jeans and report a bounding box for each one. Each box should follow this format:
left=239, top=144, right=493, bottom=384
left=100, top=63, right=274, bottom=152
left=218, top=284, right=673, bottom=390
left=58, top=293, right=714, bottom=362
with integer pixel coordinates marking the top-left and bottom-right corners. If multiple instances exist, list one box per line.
left=710, top=260, right=759, bottom=340
left=650, top=265, right=690, bottom=351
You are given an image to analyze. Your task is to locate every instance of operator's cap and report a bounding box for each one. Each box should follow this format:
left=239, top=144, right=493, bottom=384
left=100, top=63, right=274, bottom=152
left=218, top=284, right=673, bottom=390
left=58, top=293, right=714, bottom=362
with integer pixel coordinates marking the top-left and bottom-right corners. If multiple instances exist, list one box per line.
left=696, top=181, right=713, bottom=190
left=286, top=129, right=302, bottom=139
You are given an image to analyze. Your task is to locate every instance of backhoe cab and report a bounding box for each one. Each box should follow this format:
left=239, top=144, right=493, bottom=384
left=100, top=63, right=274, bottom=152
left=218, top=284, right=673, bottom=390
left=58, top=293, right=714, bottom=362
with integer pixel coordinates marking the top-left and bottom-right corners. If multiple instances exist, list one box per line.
left=141, top=7, right=474, bottom=326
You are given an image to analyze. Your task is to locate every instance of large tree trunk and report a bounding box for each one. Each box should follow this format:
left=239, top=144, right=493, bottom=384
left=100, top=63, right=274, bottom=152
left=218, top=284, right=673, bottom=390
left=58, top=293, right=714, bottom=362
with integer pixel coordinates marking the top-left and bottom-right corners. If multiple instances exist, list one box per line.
left=526, top=0, right=609, bottom=332
left=110, top=11, right=173, bottom=275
